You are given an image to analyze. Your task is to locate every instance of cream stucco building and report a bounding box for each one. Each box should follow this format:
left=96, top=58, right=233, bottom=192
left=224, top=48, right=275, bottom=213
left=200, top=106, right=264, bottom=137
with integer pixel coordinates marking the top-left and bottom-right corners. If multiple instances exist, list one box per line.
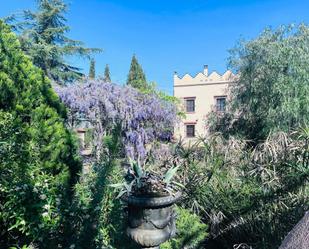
left=173, top=65, right=236, bottom=141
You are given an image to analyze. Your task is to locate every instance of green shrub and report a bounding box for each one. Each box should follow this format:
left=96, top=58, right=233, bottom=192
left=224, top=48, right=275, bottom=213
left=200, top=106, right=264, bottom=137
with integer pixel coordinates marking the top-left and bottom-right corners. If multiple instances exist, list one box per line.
left=161, top=207, right=208, bottom=249
left=208, top=24, right=309, bottom=141
left=177, top=131, right=309, bottom=249
left=0, top=20, right=81, bottom=248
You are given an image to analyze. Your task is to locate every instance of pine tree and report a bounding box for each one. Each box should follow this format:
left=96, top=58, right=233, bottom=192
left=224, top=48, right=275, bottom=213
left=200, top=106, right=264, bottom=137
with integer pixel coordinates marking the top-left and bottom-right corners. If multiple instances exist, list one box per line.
left=89, top=58, right=96, bottom=79
left=7, top=0, right=101, bottom=84
left=103, top=64, right=111, bottom=82
left=126, top=55, right=147, bottom=90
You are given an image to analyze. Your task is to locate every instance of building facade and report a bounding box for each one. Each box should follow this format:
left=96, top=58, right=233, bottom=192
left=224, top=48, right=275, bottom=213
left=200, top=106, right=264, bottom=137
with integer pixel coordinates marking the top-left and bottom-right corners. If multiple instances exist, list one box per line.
left=173, top=65, right=236, bottom=141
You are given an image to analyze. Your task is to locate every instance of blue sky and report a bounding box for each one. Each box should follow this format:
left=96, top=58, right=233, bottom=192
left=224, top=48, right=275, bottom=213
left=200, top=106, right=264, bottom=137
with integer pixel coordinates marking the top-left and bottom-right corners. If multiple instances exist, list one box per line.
left=1, top=0, right=309, bottom=94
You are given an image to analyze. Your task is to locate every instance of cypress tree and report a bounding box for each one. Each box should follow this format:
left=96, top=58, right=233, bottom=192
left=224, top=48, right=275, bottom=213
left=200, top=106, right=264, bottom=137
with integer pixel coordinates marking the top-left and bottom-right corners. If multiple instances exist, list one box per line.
left=103, top=64, right=111, bottom=82
left=7, top=0, right=101, bottom=84
left=89, top=58, right=96, bottom=79
left=126, top=55, right=147, bottom=90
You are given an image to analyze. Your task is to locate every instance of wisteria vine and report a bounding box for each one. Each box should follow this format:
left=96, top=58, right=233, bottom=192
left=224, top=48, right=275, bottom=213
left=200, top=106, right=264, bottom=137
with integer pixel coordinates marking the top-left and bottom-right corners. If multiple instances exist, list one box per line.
left=55, top=80, right=178, bottom=161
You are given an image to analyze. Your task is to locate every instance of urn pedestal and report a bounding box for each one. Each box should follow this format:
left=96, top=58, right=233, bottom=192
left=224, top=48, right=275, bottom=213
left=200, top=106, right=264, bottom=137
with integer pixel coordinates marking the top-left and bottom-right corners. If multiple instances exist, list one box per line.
left=123, top=192, right=181, bottom=249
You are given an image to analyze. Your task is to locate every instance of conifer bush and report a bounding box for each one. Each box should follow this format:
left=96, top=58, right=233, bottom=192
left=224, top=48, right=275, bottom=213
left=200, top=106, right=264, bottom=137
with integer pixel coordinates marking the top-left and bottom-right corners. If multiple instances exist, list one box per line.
left=0, top=20, right=81, bottom=248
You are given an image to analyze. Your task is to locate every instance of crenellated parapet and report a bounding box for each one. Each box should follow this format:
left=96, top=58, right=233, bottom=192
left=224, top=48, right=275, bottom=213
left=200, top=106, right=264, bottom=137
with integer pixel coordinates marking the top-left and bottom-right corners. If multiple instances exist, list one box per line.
left=174, top=65, right=237, bottom=86
left=173, top=64, right=238, bottom=141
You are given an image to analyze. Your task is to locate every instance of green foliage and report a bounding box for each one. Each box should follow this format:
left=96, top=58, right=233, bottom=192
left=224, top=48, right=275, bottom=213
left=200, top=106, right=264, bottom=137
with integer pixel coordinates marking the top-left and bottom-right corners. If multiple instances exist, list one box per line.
left=0, top=20, right=81, bottom=248
left=163, top=166, right=180, bottom=184
left=9, top=245, right=35, bottom=249
left=126, top=54, right=148, bottom=90
left=204, top=24, right=309, bottom=247
left=6, top=0, right=101, bottom=84
left=161, top=207, right=208, bottom=249
left=132, top=159, right=144, bottom=178
left=103, top=64, right=111, bottom=82
left=113, top=158, right=181, bottom=198
left=73, top=141, right=205, bottom=249
left=209, top=24, right=309, bottom=141
left=140, top=81, right=186, bottom=118
left=69, top=126, right=136, bottom=249
left=89, top=58, right=96, bottom=79
left=84, top=128, right=94, bottom=148
left=2, top=14, right=308, bottom=249
left=177, top=131, right=309, bottom=249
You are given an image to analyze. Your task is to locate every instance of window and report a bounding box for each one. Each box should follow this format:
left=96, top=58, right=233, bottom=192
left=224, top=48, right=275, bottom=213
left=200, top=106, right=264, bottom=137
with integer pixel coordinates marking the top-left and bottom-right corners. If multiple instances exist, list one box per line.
left=215, top=96, right=226, bottom=112
left=186, top=124, right=195, bottom=137
left=185, top=99, right=195, bottom=112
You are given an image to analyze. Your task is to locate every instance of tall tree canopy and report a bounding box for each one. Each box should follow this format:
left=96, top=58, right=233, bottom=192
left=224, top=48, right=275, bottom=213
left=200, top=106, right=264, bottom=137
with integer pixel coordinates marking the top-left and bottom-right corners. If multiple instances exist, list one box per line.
left=103, top=64, right=111, bottom=82
left=6, top=0, right=101, bottom=84
left=0, top=20, right=80, bottom=247
left=209, top=24, right=309, bottom=141
left=89, top=58, right=96, bottom=79
left=126, top=54, right=147, bottom=90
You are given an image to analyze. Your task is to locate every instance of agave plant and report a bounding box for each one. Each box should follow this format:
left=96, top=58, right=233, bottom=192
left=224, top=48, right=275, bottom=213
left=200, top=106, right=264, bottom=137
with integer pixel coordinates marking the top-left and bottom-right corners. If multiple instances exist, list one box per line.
left=112, top=158, right=182, bottom=198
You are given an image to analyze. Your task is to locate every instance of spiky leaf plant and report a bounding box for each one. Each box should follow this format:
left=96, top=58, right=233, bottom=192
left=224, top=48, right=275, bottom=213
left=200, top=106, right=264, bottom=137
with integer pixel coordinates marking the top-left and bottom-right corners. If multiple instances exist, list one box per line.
left=176, top=130, right=308, bottom=249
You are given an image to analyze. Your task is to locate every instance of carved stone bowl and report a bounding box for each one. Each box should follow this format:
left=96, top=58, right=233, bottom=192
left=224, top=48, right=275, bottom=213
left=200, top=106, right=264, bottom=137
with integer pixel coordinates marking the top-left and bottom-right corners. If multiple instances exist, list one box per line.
left=122, top=192, right=182, bottom=249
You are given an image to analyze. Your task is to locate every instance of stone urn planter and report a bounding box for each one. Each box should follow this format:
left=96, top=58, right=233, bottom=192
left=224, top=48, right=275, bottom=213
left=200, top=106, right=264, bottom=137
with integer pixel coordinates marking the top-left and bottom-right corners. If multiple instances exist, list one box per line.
left=122, top=192, right=182, bottom=249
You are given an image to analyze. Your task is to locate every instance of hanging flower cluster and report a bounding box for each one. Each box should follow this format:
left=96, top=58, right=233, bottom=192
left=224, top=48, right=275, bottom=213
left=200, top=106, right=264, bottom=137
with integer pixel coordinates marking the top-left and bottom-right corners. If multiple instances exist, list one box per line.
left=55, top=80, right=177, bottom=160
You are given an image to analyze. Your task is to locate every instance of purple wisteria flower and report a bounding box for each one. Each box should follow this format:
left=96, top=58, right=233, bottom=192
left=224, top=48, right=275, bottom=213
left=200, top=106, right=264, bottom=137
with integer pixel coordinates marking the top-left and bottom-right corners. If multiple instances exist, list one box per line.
left=54, top=80, right=177, bottom=161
